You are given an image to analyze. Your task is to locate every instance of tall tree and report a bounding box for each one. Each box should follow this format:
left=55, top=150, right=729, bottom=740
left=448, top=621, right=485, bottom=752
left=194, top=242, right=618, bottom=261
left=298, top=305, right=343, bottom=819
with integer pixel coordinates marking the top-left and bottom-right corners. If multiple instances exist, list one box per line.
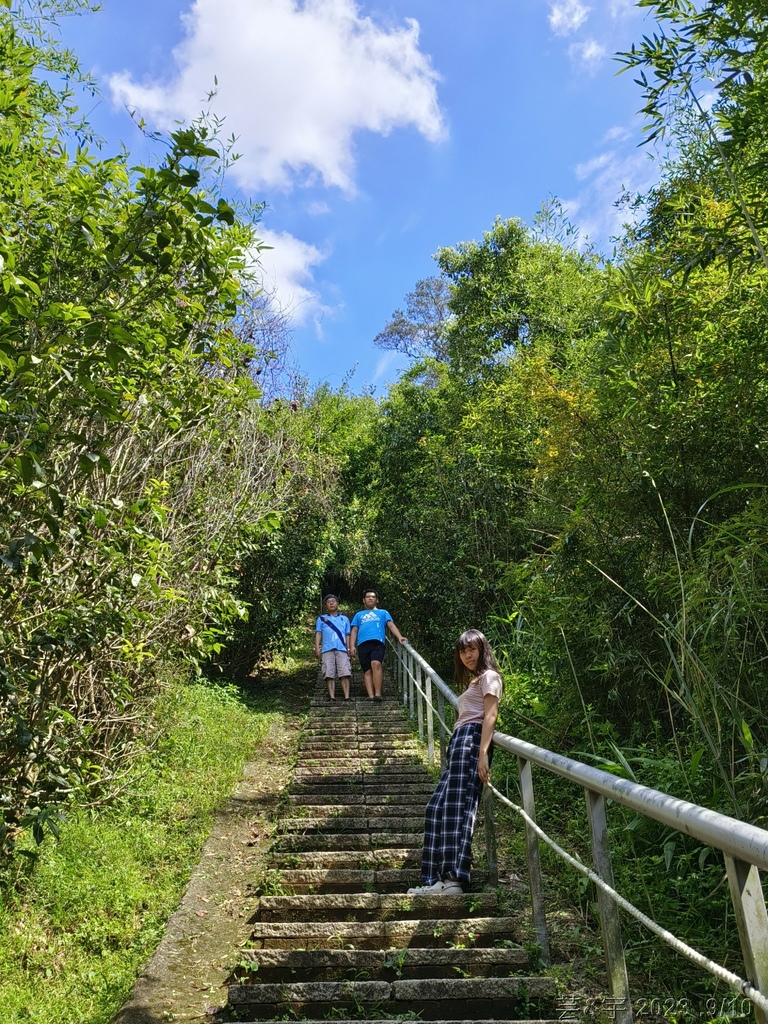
left=373, top=276, right=451, bottom=361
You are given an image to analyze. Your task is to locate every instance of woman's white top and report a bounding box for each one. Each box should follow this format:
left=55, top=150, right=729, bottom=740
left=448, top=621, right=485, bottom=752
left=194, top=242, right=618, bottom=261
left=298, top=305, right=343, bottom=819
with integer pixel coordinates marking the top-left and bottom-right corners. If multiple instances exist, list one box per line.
left=454, top=669, right=503, bottom=730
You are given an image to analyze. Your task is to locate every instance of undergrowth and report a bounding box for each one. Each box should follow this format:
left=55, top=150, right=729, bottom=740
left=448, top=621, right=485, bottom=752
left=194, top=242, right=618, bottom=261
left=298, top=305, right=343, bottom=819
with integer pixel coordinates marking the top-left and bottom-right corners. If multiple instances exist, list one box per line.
left=489, top=672, right=751, bottom=1022
left=0, top=676, right=279, bottom=1024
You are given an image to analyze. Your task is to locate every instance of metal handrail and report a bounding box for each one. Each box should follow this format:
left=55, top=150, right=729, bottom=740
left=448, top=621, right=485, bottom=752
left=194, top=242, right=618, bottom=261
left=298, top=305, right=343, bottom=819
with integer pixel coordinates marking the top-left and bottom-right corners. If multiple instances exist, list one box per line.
left=387, top=637, right=768, bottom=1024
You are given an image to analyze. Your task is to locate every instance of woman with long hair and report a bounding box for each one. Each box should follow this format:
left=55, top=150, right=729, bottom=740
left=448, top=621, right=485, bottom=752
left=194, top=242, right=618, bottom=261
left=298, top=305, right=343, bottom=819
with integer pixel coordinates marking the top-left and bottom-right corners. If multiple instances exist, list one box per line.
left=408, top=628, right=502, bottom=895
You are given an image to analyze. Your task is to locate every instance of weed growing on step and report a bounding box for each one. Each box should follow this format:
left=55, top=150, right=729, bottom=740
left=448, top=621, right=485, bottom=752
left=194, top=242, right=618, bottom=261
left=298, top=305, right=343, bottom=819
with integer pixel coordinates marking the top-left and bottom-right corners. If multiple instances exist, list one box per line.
left=252, top=868, right=288, bottom=897
left=384, top=948, right=408, bottom=977
left=236, top=958, right=260, bottom=977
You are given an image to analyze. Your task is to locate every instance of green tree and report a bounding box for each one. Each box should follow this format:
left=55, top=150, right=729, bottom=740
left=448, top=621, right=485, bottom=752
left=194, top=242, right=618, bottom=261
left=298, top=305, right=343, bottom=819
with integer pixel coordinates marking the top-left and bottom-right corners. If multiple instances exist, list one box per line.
left=0, top=3, right=330, bottom=854
left=373, top=276, right=451, bottom=361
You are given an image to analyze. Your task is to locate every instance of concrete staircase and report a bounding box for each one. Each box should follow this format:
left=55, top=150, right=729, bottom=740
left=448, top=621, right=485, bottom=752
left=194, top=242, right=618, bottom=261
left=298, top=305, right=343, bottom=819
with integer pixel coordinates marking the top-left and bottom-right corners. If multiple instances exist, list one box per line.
left=226, top=675, right=563, bottom=1022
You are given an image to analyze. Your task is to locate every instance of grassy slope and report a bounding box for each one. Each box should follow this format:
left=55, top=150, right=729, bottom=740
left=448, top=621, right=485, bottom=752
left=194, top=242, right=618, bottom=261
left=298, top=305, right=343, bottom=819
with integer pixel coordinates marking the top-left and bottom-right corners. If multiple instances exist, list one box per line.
left=0, top=674, right=296, bottom=1024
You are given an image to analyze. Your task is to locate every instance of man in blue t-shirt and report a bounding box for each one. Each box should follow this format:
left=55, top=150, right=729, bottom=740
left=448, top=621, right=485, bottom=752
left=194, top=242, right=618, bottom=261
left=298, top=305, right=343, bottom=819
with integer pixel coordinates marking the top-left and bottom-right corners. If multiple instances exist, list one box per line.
left=314, top=594, right=352, bottom=701
left=350, top=590, right=408, bottom=702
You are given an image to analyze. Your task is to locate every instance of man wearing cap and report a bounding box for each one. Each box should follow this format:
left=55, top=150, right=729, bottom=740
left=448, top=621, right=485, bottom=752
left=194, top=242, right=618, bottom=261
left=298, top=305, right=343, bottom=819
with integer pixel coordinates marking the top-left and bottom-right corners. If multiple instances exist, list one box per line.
left=314, top=594, right=352, bottom=701
left=350, top=590, right=408, bottom=702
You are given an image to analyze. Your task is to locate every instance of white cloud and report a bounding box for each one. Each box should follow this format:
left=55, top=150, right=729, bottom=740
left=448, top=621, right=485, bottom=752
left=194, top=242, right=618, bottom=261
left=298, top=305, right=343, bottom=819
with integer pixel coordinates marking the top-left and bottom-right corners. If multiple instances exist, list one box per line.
left=372, top=350, right=406, bottom=384
left=548, top=0, right=591, bottom=36
left=607, top=0, right=635, bottom=17
left=108, top=0, right=445, bottom=194
left=252, top=227, right=332, bottom=331
left=563, top=139, right=659, bottom=247
left=603, top=124, right=631, bottom=143
left=575, top=151, right=612, bottom=179
left=307, top=201, right=331, bottom=216
left=568, top=38, right=606, bottom=74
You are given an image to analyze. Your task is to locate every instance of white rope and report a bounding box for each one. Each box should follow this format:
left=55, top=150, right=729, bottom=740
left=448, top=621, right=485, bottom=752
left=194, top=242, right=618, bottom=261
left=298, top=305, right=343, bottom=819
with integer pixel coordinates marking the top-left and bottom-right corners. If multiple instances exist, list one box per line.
left=397, top=647, right=768, bottom=1008
left=487, top=782, right=768, bottom=1015
left=394, top=643, right=768, bottom=1012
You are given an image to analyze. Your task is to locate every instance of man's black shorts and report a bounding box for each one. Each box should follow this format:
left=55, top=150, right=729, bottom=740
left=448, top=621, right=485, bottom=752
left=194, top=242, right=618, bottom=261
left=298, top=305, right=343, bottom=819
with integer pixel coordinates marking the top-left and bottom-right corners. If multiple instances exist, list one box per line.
left=357, top=640, right=386, bottom=672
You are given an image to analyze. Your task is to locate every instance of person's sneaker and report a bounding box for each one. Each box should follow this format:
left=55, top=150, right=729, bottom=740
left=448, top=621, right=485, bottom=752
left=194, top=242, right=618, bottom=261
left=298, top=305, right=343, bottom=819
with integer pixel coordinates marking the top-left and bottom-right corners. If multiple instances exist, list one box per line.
left=407, top=879, right=462, bottom=895
left=373, top=695, right=383, bottom=702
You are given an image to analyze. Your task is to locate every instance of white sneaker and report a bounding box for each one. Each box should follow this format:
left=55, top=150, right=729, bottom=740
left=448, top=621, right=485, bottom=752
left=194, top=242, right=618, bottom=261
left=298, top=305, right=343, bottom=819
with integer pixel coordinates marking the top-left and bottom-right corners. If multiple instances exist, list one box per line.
left=407, top=879, right=463, bottom=895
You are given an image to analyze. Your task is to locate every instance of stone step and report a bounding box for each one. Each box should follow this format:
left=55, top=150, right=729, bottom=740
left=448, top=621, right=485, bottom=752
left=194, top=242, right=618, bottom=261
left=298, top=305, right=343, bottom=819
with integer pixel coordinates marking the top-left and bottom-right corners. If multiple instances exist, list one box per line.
left=294, top=755, right=426, bottom=765
left=227, top=1019, right=571, bottom=1024
left=300, top=739, right=422, bottom=750
left=270, top=847, right=421, bottom=869
left=286, top=791, right=432, bottom=805
left=227, top=976, right=556, bottom=1019
left=294, top=760, right=428, bottom=772
left=256, top=892, right=498, bottom=921
left=278, top=816, right=424, bottom=834
left=275, top=868, right=421, bottom=892
left=271, top=833, right=422, bottom=854
left=233, top=945, right=530, bottom=981
left=286, top=802, right=427, bottom=817
left=292, top=771, right=430, bottom=784
left=288, top=782, right=434, bottom=796
left=302, top=725, right=415, bottom=735
left=294, top=760, right=429, bottom=771
left=247, top=915, right=517, bottom=949
left=287, top=793, right=367, bottom=805
left=291, top=773, right=430, bottom=787
left=306, top=712, right=409, bottom=721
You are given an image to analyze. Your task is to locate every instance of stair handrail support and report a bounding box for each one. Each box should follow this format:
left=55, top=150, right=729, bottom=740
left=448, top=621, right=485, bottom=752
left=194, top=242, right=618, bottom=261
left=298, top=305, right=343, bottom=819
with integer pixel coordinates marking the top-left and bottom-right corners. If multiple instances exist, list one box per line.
left=388, top=636, right=768, bottom=1024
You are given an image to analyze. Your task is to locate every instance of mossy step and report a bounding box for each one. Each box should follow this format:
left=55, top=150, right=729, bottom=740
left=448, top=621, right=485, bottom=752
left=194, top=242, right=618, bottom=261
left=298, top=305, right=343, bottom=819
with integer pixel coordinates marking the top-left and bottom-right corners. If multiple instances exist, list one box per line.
left=292, top=771, right=429, bottom=785
left=299, top=740, right=422, bottom=751
left=301, top=734, right=417, bottom=744
left=229, top=1019, right=572, bottom=1024
left=278, top=816, right=369, bottom=833
left=233, top=945, right=529, bottom=981
left=287, top=793, right=366, bottom=805
left=256, top=892, right=497, bottom=921
left=274, top=867, right=422, bottom=892
left=270, top=852, right=419, bottom=871
left=247, top=915, right=517, bottom=949
left=227, top=976, right=555, bottom=1017
left=287, top=792, right=429, bottom=805
left=294, top=758, right=427, bottom=769
left=286, top=803, right=427, bottom=818
left=271, top=834, right=421, bottom=854
left=288, top=782, right=434, bottom=796
left=278, top=816, right=424, bottom=834
left=302, top=725, right=414, bottom=735
left=293, top=766, right=363, bottom=776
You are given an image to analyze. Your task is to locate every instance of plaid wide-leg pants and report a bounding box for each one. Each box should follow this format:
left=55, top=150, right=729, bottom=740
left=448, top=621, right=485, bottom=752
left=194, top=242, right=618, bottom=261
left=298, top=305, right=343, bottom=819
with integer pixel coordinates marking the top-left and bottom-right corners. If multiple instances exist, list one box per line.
left=420, top=722, right=484, bottom=885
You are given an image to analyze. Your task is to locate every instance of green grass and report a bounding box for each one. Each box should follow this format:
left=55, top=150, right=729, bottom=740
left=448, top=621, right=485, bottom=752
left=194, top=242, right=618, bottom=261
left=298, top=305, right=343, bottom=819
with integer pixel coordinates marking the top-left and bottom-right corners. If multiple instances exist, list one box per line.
left=0, top=677, right=280, bottom=1024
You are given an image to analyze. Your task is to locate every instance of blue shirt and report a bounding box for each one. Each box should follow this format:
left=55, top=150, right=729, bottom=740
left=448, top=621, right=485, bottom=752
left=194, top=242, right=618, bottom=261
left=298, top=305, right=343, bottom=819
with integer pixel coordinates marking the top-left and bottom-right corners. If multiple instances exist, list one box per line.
left=315, top=613, right=350, bottom=653
left=351, top=607, right=392, bottom=645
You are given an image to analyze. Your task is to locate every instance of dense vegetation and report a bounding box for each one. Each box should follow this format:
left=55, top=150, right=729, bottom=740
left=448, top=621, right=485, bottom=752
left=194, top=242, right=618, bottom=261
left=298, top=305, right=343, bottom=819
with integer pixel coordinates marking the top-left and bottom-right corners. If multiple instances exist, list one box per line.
left=0, top=1, right=366, bottom=858
left=3, top=0, right=768, bottom=1017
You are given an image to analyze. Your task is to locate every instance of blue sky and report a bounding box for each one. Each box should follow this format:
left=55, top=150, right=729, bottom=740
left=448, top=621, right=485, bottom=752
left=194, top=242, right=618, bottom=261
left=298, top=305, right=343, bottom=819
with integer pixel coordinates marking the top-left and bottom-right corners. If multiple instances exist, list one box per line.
left=60, top=0, right=661, bottom=392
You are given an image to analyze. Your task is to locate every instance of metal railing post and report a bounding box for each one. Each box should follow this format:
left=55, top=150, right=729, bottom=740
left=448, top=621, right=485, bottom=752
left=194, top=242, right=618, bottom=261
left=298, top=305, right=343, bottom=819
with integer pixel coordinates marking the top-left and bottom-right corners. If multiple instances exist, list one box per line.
left=586, top=789, right=632, bottom=1024
left=483, top=784, right=498, bottom=886
left=725, top=855, right=768, bottom=1024
left=425, top=673, right=435, bottom=767
left=403, top=643, right=409, bottom=708
left=408, top=651, right=415, bottom=719
left=519, top=756, right=550, bottom=961
left=416, top=663, right=425, bottom=741
left=437, top=689, right=446, bottom=767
